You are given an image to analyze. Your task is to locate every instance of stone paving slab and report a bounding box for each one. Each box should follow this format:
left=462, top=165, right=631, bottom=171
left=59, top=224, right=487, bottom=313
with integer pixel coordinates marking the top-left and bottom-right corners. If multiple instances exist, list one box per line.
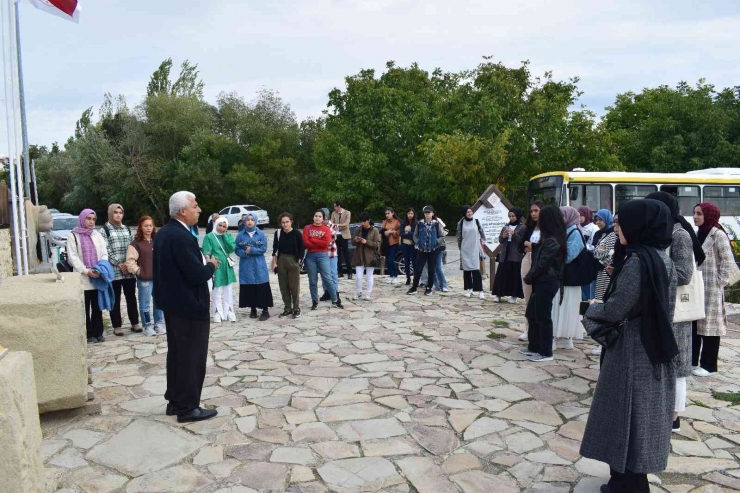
left=39, top=265, right=740, bottom=492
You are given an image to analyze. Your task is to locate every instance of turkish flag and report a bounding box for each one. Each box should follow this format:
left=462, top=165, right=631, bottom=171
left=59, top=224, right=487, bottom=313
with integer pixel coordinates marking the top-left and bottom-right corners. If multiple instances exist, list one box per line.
left=21, top=0, right=81, bottom=23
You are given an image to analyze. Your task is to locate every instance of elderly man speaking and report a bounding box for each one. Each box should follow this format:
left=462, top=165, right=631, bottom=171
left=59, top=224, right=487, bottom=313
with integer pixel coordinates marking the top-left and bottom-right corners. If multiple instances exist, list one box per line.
left=154, top=191, right=220, bottom=422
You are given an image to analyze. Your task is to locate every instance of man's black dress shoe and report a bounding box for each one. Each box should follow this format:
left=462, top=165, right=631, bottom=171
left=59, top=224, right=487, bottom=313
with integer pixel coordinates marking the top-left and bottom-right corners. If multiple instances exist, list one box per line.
left=177, top=407, right=218, bottom=423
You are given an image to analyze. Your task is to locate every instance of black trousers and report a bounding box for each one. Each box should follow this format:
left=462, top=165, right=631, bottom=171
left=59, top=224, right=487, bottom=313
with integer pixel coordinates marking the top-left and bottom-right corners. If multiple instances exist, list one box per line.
left=84, top=289, right=104, bottom=339
left=463, top=270, right=483, bottom=292
left=608, top=468, right=649, bottom=492
left=110, top=278, right=139, bottom=328
left=692, top=321, right=720, bottom=373
left=412, top=250, right=439, bottom=290
left=526, top=280, right=559, bottom=357
left=336, top=236, right=352, bottom=275
left=164, top=313, right=210, bottom=416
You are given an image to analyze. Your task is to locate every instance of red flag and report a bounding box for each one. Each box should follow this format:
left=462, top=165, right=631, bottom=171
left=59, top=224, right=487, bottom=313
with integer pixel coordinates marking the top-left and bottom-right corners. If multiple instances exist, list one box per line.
left=21, top=0, right=81, bottom=23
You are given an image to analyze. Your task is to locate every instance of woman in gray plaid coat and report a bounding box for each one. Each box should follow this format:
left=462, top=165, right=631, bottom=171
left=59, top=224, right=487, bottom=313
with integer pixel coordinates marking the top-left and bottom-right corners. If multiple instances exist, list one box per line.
left=581, top=200, right=677, bottom=493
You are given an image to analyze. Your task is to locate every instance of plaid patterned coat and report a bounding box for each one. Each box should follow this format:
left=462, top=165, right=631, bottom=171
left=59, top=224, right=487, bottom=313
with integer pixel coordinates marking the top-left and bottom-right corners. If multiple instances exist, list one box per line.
left=697, top=227, right=737, bottom=337
left=100, top=222, right=135, bottom=281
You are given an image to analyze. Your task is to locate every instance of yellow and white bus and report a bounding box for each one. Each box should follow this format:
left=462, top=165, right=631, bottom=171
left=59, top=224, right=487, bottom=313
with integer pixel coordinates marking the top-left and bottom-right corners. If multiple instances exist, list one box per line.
left=527, top=168, right=740, bottom=239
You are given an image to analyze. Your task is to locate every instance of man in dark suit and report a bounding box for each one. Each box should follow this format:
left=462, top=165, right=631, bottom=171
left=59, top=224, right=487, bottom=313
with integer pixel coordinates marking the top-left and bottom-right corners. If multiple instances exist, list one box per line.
left=154, top=191, right=220, bottom=423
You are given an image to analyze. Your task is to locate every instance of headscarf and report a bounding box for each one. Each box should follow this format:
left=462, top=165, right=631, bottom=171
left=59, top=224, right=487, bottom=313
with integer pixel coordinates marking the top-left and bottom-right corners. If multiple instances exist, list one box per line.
left=320, top=208, right=331, bottom=221
left=461, top=205, right=474, bottom=222
left=212, top=216, right=229, bottom=235
left=509, top=207, right=523, bottom=226
left=72, top=209, right=99, bottom=268
left=594, top=209, right=613, bottom=230
left=608, top=199, right=677, bottom=369
left=696, top=202, right=725, bottom=246
left=560, top=206, right=581, bottom=229
left=243, top=213, right=258, bottom=235
left=577, top=206, right=593, bottom=226
left=645, top=191, right=706, bottom=266
left=107, top=204, right=123, bottom=225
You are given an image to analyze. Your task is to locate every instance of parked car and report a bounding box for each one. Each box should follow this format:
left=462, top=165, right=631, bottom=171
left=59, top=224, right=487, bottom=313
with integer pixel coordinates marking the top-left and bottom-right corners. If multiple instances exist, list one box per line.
left=210, top=205, right=269, bottom=229
left=40, top=214, right=79, bottom=261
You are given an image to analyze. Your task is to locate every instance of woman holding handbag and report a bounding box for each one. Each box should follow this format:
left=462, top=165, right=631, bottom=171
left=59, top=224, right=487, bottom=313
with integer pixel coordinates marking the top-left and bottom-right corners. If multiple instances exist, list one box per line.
left=692, top=202, right=739, bottom=377
left=235, top=213, right=273, bottom=321
left=202, top=216, right=237, bottom=323
left=581, top=199, right=678, bottom=493
left=352, top=211, right=382, bottom=301
left=647, top=192, right=705, bottom=431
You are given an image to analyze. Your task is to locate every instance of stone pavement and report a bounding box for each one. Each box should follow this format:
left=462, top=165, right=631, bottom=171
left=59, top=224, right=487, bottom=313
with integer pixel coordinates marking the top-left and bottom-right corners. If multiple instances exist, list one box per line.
left=40, top=272, right=740, bottom=492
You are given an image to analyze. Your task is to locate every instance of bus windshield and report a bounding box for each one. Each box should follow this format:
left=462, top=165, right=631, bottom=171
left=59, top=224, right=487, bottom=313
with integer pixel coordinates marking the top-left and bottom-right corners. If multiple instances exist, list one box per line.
left=527, top=175, right=563, bottom=207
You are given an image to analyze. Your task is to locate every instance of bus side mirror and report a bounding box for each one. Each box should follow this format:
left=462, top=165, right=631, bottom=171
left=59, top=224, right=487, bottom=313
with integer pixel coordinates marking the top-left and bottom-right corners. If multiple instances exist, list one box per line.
left=569, top=187, right=579, bottom=202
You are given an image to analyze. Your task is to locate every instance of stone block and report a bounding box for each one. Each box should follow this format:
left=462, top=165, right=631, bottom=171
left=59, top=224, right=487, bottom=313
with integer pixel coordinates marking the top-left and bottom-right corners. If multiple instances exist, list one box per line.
left=0, top=274, right=87, bottom=413
left=0, top=351, right=45, bottom=492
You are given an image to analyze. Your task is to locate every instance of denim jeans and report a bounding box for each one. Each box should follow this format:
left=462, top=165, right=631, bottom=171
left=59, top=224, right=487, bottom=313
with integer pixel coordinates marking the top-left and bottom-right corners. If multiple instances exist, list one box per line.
left=402, top=243, right=417, bottom=279
left=434, top=250, right=449, bottom=290
left=137, top=278, right=163, bottom=329
left=321, top=256, right=339, bottom=293
left=386, top=245, right=398, bottom=278
left=305, top=252, right=337, bottom=302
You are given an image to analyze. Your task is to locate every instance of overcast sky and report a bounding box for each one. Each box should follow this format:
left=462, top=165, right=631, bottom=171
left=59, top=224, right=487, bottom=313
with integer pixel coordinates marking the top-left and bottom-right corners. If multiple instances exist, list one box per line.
left=3, top=0, right=740, bottom=153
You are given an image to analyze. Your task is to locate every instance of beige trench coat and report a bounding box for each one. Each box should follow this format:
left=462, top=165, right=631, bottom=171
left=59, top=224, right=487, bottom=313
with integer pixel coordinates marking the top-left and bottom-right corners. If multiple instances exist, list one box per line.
left=697, top=227, right=737, bottom=337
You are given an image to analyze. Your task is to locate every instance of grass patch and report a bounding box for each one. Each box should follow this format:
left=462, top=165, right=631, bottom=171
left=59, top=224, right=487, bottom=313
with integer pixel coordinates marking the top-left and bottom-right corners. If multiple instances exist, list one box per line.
left=713, top=391, right=740, bottom=406
left=492, top=320, right=509, bottom=328
left=487, top=331, right=506, bottom=340
left=692, top=400, right=710, bottom=409
left=412, top=330, right=433, bottom=341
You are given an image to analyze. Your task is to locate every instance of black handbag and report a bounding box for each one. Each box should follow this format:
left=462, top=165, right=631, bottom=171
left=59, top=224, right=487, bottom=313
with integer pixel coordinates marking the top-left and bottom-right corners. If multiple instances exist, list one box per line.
left=585, top=319, right=625, bottom=349
left=57, top=233, right=79, bottom=272
left=563, top=230, right=597, bottom=286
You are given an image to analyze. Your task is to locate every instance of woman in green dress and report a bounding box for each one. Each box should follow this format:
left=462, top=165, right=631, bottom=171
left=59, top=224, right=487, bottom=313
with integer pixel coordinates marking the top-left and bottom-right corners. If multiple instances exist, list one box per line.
left=202, top=216, right=237, bottom=323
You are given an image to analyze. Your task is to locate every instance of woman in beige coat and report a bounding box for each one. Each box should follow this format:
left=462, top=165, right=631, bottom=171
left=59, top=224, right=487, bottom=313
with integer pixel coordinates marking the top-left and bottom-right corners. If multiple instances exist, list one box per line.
left=352, top=211, right=382, bottom=301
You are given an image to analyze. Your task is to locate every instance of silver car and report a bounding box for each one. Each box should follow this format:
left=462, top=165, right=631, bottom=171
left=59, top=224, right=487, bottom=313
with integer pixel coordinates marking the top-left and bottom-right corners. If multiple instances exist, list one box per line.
left=211, top=205, right=270, bottom=228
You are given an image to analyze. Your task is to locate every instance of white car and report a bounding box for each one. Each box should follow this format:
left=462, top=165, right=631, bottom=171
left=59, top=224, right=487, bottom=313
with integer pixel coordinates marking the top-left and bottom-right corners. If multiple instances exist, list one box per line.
left=212, top=205, right=270, bottom=229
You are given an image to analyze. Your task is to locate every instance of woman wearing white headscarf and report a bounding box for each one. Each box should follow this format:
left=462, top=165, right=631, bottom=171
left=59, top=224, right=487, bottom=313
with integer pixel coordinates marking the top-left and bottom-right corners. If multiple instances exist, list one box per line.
left=552, top=206, right=585, bottom=350
left=202, top=216, right=237, bottom=323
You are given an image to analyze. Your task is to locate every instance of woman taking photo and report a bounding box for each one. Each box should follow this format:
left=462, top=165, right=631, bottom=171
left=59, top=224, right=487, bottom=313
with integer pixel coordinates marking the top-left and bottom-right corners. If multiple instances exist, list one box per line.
left=647, top=191, right=704, bottom=431
left=126, top=216, right=165, bottom=336
left=592, top=208, right=617, bottom=301
left=304, top=209, right=343, bottom=310
left=67, top=209, right=109, bottom=343
left=352, top=212, right=382, bottom=300
left=692, top=202, right=737, bottom=377
left=408, top=206, right=445, bottom=296
left=581, top=199, right=677, bottom=493
left=518, top=201, right=544, bottom=342
left=236, top=213, right=273, bottom=321
left=456, top=205, right=486, bottom=300
left=203, top=216, right=237, bottom=323
left=552, top=206, right=585, bottom=350
left=400, top=208, right=418, bottom=285
left=381, top=207, right=402, bottom=285
left=272, top=212, right=305, bottom=318
left=521, top=205, right=566, bottom=362
left=492, top=207, right=525, bottom=303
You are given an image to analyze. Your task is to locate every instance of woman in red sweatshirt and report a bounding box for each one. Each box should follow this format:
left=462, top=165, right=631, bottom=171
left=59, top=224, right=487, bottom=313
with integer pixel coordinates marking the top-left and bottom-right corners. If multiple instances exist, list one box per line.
left=303, top=209, right=344, bottom=310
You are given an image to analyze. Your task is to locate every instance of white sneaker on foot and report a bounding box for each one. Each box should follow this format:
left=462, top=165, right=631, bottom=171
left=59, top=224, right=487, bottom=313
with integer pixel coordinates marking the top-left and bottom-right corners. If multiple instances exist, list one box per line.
left=560, top=338, right=574, bottom=349
left=212, top=313, right=222, bottom=324
left=464, top=289, right=473, bottom=297
left=479, top=292, right=486, bottom=300
left=442, top=287, right=450, bottom=293
left=391, top=278, right=402, bottom=285
left=518, top=332, right=528, bottom=341
left=227, top=309, right=237, bottom=322
left=692, top=367, right=712, bottom=377
left=529, top=354, right=554, bottom=362
left=354, top=292, right=363, bottom=300
left=507, top=297, right=517, bottom=304
left=492, top=295, right=500, bottom=302
left=153, top=324, right=166, bottom=335
left=385, top=277, right=393, bottom=284
left=362, top=294, right=372, bottom=301
left=591, top=346, right=602, bottom=355
left=143, top=326, right=156, bottom=337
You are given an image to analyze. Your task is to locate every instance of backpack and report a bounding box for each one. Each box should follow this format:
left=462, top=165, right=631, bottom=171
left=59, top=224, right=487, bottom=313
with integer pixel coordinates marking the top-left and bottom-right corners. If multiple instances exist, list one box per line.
left=563, top=229, right=598, bottom=287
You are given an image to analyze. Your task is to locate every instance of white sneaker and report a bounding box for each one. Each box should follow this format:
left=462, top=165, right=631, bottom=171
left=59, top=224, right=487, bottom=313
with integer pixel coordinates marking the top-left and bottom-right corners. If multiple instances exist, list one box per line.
left=442, top=287, right=450, bottom=293
left=354, top=292, right=363, bottom=300
left=507, top=297, right=517, bottom=304
left=479, top=292, right=486, bottom=300
left=227, top=309, right=237, bottom=322
left=591, top=346, right=602, bottom=355
left=143, top=326, right=156, bottom=337
left=464, top=289, right=473, bottom=297
left=692, top=367, right=712, bottom=377
left=212, top=313, right=222, bottom=324
left=529, top=354, right=554, bottom=362
left=391, top=278, right=402, bottom=285
left=362, top=294, right=372, bottom=301
left=154, top=324, right=166, bottom=335
left=492, top=295, right=500, bottom=302
left=560, top=338, right=574, bottom=349
left=385, top=277, right=393, bottom=284
left=518, top=332, right=528, bottom=341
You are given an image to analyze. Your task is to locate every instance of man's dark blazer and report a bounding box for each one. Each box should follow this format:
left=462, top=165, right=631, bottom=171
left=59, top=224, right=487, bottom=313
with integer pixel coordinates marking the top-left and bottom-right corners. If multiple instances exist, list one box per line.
left=153, top=219, right=216, bottom=320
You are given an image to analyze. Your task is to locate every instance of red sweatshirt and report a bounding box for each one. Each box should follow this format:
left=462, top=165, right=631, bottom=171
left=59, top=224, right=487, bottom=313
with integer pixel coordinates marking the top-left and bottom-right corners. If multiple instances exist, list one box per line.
left=303, top=224, right=331, bottom=253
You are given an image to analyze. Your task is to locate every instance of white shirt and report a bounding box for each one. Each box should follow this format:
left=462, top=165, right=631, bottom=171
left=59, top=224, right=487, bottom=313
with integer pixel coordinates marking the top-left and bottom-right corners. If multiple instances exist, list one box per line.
left=529, top=229, right=541, bottom=244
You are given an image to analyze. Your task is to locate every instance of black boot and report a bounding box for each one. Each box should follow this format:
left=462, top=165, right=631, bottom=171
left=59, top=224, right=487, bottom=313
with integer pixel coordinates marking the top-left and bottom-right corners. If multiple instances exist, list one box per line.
left=348, top=272, right=353, bottom=280
left=332, top=293, right=342, bottom=306
left=406, top=277, right=411, bottom=285
left=259, top=309, right=270, bottom=321
left=311, top=301, right=319, bottom=310
left=320, top=291, right=331, bottom=302
left=250, top=308, right=258, bottom=319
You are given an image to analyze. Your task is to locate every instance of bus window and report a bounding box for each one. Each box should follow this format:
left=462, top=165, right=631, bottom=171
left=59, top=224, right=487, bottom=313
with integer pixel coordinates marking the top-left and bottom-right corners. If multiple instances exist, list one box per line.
left=616, top=184, right=658, bottom=210
left=568, top=184, right=613, bottom=213
left=660, top=185, right=700, bottom=216
left=527, top=175, right=563, bottom=207
left=703, top=186, right=740, bottom=215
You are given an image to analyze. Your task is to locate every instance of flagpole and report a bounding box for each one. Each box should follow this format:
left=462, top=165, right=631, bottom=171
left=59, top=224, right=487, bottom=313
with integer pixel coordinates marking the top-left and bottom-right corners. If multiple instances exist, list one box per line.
left=13, top=0, right=30, bottom=199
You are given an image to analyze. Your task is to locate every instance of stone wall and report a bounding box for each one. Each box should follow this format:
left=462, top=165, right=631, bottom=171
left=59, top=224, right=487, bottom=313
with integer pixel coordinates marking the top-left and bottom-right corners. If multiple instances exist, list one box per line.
left=0, top=274, right=88, bottom=413
left=0, top=351, right=45, bottom=493
left=0, top=228, right=12, bottom=280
